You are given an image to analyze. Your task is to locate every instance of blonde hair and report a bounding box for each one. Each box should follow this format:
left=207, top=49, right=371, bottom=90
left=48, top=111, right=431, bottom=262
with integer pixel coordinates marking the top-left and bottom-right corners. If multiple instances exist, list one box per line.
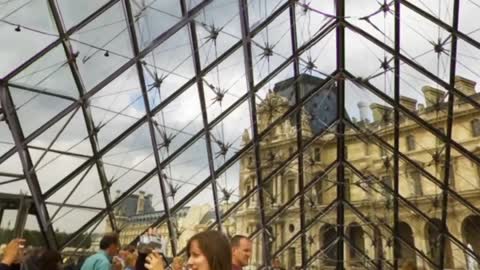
left=172, top=256, right=184, bottom=269
left=125, top=253, right=137, bottom=268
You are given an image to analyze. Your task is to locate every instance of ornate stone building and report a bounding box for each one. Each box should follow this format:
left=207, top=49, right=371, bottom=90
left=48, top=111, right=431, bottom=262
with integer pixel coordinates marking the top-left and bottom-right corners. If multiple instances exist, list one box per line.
left=235, top=75, right=480, bottom=270
left=109, top=190, right=213, bottom=257
left=107, top=74, right=480, bottom=270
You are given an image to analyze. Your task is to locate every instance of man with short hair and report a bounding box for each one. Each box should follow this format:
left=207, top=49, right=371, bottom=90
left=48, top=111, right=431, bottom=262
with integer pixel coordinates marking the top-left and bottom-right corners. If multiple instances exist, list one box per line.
left=231, top=235, right=252, bottom=270
left=271, top=257, right=285, bottom=270
left=81, top=233, right=122, bottom=270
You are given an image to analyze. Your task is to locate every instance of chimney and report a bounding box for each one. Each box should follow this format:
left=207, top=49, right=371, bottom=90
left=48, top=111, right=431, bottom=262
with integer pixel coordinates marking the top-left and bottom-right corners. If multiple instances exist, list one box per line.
left=137, top=191, right=145, bottom=215
left=400, top=96, right=417, bottom=111
left=421, top=86, right=445, bottom=107
left=455, top=76, right=476, bottom=96
left=357, top=101, right=369, bottom=123
left=370, top=103, right=392, bottom=122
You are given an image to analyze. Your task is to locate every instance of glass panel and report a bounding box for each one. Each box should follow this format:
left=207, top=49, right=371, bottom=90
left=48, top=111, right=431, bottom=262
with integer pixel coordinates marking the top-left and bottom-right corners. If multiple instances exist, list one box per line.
left=0, top=0, right=58, bottom=78
left=70, top=2, right=133, bottom=91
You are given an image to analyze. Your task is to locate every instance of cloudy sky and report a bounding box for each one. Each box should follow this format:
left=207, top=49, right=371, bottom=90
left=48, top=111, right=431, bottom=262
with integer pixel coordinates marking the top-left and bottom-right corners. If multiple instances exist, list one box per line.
left=1, top=0, right=479, bottom=242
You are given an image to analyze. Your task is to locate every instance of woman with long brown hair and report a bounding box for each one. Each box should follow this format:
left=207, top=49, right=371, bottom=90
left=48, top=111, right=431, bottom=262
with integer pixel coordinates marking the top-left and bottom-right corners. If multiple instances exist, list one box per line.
left=142, top=230, right=231, bottom=270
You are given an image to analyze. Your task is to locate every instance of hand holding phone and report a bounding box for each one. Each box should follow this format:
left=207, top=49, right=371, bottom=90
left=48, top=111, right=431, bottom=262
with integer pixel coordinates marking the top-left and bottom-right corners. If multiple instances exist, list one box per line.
left=145, top=252, right=165, bottom=270
left=138, top=228, right=164, bottom=253
left=1, top=239, right=25, bottom=266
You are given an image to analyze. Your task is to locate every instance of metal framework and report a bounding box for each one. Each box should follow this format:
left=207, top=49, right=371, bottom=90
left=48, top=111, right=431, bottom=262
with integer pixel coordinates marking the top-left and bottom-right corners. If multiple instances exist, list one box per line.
left=1, top=0, right=480, bottom=269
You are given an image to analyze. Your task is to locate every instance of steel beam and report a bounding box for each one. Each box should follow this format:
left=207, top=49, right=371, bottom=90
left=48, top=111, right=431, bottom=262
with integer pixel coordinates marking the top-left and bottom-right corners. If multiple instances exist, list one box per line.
left=392, top=1, right=401, bottom=269
left=180, top=0, right=222, bottom=232
left=0, top=0, right=214, bottom=166
left=345, top=20, right=480, bottom=114
left=288, top=1, right=308, bottom=268
left=401, top=0, right=480, bottom=52
left=238, top=0, right=270, bottom=265
left=439, top=0, right=460, bottom=268
left=0, top=83, right=58, bottom=249
left=123, top=0, right=178, bottom=254
left=335, top=0, right=346, bottom=268
left=46, top=0, right=117, bottom=233
left=2, top=0, right=121, bottom=82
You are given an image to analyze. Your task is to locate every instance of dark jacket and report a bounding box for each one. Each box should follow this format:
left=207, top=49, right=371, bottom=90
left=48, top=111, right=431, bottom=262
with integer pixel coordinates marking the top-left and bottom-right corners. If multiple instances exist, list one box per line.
left=0, top=263, right=20, bottom=270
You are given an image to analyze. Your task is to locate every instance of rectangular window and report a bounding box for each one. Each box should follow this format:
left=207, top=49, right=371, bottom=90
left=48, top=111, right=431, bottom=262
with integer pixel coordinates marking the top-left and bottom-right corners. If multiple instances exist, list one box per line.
left=410, top=171, right=423, bottom=196
left=288, top=179, right=295, bottom=200
left=472, top=119, right=480, bottom=137
left=406, top=135, right=416, bottom=151
left=314, top=148, right=321, bottom=162
left=288, top=247, right=296, bottom=269
left=315, top=180, right=323, bottom=204
left=345, top=177, right=351, bottom=200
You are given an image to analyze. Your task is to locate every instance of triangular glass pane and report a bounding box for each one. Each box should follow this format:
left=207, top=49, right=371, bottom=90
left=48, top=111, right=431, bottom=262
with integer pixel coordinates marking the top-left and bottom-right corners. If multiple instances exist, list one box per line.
left=0, top=103, right=15, bottom=156
left=163, top=136, right=211, bottom=207
left=28, top=107, right=93, bottom=156
left=295, top=1, right=335, bottom=47
left=247, top=0, right=286, bottom=29
left=0, top=0, right=58, bottom=78
left=131, top=0, right=182, bottom=50
left=252, top=9, right=292, bottom=85
left=9, top=86, right=74, bottom=136
left=0, top=177, right=30, bottom=195
left=152, top=84, right=203, bottom=159
left=89, top=66, right=146, bottom=149
left=46, top=164, right=106, bottom=209
left=56, top=0, right=111, bottom=31
left=210, top=100, right=252, bottom=170
left=203, top=48, right=248, bottom=122
left=141, top=26, right=195, bottom=104
left=70, top=2, right=133, bottom=90
left=401, top=7, right=451, bottom=82
left=10, top=45, right=79, bottom=98
left=60, top=214, right=109, bottom=249
left=459, top=0, right=480, bottom=43
left=196, top=0, right=241, bottom=67
left=0, top=153, right=24, bottom=175
left=46, top=203, right=101, bottom=244
left=29, top=148, right=88, bottom=193
left=345, top=1, right=394, bottom=48
left=102, top=122, right=156, bottom=193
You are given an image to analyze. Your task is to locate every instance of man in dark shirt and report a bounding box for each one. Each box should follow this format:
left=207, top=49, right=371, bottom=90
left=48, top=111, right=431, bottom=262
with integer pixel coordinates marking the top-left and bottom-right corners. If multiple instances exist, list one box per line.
left=231, top=235, right=252, bottom=270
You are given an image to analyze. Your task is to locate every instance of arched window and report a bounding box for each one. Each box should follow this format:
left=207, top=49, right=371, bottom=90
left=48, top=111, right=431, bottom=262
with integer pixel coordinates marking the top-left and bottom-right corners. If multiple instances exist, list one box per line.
left=320, top=224, right=337, bottom=266
left=348, top=223, right=365, bottom=265
left=462, top=215, right=480, bottom=261
left=426, top=219, right=453, bottom=268
left=397, top=222, right=416, bottom=266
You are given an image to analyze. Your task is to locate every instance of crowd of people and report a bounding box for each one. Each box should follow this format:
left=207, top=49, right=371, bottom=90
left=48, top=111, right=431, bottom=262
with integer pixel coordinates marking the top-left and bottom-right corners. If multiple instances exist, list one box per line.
left=1, top=229, right=419, bottom=270
left=0, top=229, right=258, bottom=270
